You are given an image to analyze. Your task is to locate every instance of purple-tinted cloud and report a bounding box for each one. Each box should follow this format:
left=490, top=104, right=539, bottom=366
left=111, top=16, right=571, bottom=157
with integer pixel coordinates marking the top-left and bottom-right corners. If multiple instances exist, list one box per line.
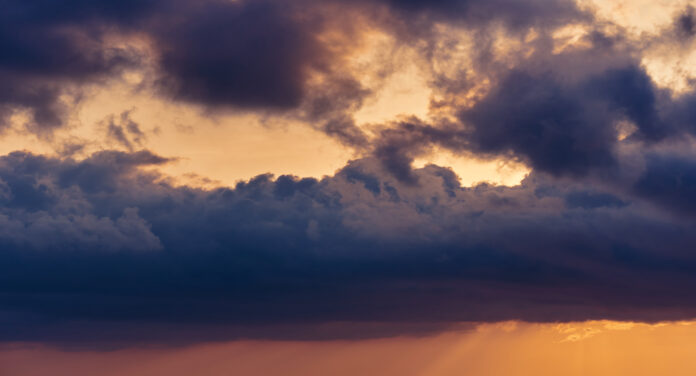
left=0, top=148, right=695, bottom=346
left=3, top=0, right=696, bottom=349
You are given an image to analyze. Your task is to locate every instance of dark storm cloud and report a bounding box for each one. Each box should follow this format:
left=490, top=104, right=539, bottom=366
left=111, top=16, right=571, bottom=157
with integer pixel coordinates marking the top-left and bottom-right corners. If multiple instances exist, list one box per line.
left=363, top=65, right=664, bottom=181
left=0, top=0, right=155, bottom=131
left=152, top=1, right=326, bottom=109
left=675, top=5, right=696, bottom=39
left=461, top=70, right=618, bottom=176
left=0, top=0, right=329, bottom=132
left=363, top=28, right=696, bottom=183
left=460, top=66, right=665, bottom=176
left=144, top=0, right=585, bottom=141
left=1, top=149, right=696, bottom=345
left=378, top=0, right=583, bottom=30
left=0, top=0, right=586, bottom=135
left=0, top=0, right=345, bottom=131
left=0, top=0, right=684, bottom=146
left=564, top=190, right=627, bottom=209
left=6, top=0, right=696, bottom=349
left=633, top=154, right=696, bottom=216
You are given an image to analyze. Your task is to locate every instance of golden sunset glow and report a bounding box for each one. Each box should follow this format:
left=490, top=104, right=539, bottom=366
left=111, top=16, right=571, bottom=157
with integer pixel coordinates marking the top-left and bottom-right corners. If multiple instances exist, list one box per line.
left=4, top=321, right=696, bottom=376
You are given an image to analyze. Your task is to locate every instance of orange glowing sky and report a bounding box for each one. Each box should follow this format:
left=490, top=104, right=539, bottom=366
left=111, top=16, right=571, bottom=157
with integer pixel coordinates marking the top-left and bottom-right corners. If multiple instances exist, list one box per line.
left=3, top=320, right=696, bottom=376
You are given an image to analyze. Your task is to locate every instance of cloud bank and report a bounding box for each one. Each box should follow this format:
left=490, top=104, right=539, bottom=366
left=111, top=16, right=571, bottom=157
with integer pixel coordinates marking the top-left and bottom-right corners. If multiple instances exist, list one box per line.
left=2, top=0, right=696, bottom=346
left=2, top=147, right=696, bottom=344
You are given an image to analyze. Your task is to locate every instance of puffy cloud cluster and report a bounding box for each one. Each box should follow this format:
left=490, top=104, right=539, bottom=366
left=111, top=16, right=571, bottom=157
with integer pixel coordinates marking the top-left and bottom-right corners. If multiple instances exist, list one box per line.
left=3, top=0, right=696, bottom=347
left=1, top=147, right=696, bottom=344
left=0, top=0, right=587, bottom=136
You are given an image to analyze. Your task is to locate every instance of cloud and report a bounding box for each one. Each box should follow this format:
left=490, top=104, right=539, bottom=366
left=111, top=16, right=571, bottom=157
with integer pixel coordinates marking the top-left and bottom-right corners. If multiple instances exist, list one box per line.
left=5, top=0, right=696, bottom=349
left=0, top=0, right=151, bottom=132
left=359, top=25, right=696, bottom=182
left=633, top=154, right=696, bottom=216
left=376, top=0, right=583, bottom=30
left=675, top=5, right=696, bottom=40
left=459, top=66, right=663, bottom=176
left=104, top=111, right=147, bottom=151
left=0, top=0, right=586, bottom=137
left=152, top=1, right=328, bottom=110
left=0, top=149, right=695, bottom=345
left=0, top=0, right=368, bottom=134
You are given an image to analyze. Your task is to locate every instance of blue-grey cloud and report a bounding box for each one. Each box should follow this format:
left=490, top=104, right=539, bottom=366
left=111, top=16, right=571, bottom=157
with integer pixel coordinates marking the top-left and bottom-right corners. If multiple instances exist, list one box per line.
left=4, top=0, right=696, bottom=349
left=460, top=66, right=663, bottom=176
left=0, top=0, right=584, bottom=135
left=0, top=149, right=695, bottom=346
left=0, top=0, right=155, bottom=131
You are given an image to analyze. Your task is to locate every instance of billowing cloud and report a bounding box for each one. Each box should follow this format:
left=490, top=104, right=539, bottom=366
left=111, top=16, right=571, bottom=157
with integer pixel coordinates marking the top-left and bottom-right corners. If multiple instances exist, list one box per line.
left=152, top=1, right=328, bottom=109
left=2, top=0, right=696, bottom=349
left=459, top=66, right=659, bottom=175
left=0, top=0, right=585, bottom=133
left=0, top=0, right=145, bottom=132
left=0, top=147, right=696, bottom=345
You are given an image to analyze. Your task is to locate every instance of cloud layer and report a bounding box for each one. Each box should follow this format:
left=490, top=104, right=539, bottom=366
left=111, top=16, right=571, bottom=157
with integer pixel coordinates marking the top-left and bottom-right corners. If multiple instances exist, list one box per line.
left=2, top=147, right=696, bottom=344
left=2, top=0, right=696, bottom=346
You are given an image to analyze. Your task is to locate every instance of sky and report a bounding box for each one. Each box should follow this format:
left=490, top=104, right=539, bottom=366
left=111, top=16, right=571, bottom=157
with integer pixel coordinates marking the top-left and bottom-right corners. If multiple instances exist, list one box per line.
left=2, top=0, right=696, bottom=374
